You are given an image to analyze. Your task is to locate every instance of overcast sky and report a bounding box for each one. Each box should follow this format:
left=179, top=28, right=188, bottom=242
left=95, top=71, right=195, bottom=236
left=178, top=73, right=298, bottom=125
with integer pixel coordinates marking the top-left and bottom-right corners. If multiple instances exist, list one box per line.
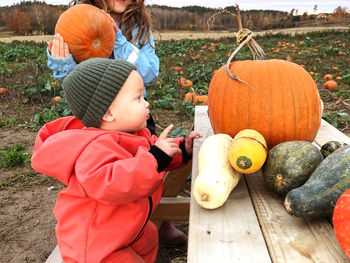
left=0, top=0, right=348, bottom=14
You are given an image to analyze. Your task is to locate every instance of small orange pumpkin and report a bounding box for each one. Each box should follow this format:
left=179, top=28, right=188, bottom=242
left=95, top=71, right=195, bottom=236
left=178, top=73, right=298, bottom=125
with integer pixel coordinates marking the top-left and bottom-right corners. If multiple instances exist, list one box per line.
left=184, top=92, right=196, bottom=102
left=53, top=96, right=62, bottom=102
left=193, top=95, right=208, bottom=105
left=55, top=4, right=115, bottom=63
left=171, top=66, right=182, bottom=72
left=0, top=87, right=9, bottom=95
left=179, top=78, right=193, bottom=88
left=324, top=80, right=338, bottom=91
left=323, top=74, right=333, bottom=80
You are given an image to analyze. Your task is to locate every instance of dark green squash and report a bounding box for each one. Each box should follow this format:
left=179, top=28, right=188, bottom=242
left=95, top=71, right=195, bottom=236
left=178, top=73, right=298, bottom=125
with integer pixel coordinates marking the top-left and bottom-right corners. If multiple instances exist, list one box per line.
left=320, top=141, right=347, bottom=158
left=284, top=145, right=350, bottom=218
left=262, top=141, right=323, bottom=195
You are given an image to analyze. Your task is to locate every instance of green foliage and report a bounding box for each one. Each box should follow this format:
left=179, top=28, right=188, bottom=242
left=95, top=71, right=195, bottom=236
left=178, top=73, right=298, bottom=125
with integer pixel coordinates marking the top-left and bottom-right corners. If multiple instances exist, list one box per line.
left=336, top=89, right=350, bottom=99
left=0, top=117, right=18, bottom=128
left=168, top=126, right=190, bottom=138
left=322, top=111, right=348, bottom=128
left=28, top=93, right=72, bottom=131
left=0, top=144, right=30, bottom=168
left=0, top=30, right=349, bottom=131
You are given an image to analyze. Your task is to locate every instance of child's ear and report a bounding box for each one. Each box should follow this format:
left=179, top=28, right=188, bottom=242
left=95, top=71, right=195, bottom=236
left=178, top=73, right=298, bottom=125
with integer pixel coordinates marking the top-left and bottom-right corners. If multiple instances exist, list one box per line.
left=102, top=110, right=115, bottom=122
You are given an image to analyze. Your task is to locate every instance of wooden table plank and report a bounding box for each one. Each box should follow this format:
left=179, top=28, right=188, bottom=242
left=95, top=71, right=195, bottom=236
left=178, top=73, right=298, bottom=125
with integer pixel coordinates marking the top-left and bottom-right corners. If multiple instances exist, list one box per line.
left=245, top=172, right=350, bottom=263
left=45, top=245, right=63, bottom=263
left=188, top=106, right=271, bottom=263
left=314, top=119, right=350, bottom=147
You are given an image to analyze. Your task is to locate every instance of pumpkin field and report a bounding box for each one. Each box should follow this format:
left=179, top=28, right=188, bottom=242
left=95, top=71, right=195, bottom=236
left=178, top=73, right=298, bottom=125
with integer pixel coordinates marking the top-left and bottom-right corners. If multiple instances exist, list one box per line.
left=0, top=29, right=350, bottom=262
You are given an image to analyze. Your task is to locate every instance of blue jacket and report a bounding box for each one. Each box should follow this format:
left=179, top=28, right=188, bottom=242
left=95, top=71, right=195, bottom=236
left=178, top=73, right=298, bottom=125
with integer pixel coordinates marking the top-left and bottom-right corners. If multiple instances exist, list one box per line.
left=47, top=27, right=159, bottom=96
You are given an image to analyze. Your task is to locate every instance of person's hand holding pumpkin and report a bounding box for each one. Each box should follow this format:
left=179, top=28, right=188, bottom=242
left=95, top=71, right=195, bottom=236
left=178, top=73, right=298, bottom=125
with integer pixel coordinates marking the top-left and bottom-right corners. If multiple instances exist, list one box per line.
left=47, top=33, right=70, bottom=58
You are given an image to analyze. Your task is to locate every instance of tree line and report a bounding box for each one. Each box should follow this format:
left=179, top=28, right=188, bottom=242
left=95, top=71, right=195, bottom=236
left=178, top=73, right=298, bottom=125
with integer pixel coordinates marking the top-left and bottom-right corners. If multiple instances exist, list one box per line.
left=0, top=1, right=348, bottom=35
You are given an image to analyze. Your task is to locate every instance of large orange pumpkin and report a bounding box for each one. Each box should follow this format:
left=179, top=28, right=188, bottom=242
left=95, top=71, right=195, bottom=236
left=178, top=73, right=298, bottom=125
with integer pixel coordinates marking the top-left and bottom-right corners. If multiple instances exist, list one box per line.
left=55, top=4, right=115, bottom=63
left=208, top=8, right=321, bottom=148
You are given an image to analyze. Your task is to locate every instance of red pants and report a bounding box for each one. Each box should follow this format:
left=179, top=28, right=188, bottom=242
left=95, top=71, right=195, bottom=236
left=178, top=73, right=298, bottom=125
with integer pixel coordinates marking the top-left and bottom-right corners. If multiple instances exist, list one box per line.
left=102, top=221, right=159, bottom=263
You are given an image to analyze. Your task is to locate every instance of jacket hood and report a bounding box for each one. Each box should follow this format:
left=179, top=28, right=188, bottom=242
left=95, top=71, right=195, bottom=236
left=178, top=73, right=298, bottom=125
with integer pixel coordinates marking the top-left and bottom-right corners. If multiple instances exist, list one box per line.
left=31, top=116, right=151, bottom=186
left=31, top=116, right=91, bottom=185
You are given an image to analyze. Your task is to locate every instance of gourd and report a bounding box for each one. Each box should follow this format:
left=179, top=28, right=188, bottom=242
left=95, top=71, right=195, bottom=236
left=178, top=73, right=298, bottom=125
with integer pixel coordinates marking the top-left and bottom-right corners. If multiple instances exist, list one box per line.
left=55, top=4, right=115, bottom=63
left=320, top=141, right=347, bottom=158
left=207, top=6, right=321, bottom=148
left=262, top=141, right=323, bottom=195
left=333, top=189, right=350, bottom=259
left=193, top=134, right=242, bottom=209
left=228, top=129, right=267, bottom=174
left=284, top=145, right=350, bottom=218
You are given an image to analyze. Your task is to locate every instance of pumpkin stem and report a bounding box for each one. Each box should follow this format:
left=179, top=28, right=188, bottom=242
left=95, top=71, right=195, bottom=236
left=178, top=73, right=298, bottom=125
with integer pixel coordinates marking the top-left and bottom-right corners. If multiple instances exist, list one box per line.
left=225, top=4, right=267, bottom=83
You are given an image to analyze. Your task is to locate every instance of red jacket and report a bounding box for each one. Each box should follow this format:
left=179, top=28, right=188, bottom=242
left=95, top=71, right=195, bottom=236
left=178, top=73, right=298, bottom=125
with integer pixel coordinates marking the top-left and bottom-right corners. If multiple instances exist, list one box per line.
left=31, top=116, right=185, bottom=263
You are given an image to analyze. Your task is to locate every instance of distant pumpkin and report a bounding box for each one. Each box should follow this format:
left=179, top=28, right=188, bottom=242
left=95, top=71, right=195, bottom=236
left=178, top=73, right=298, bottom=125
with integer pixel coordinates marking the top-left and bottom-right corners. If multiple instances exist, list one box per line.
left=179, top=78, right=193, bottom=88
left=323, top=74, right=333, bottom=80
left=53, top=96, right=62, bottom=102
left=324, top=80, right=338, bottom=91
left=0, top=87, right=9, bottom=95
left=193, top=95, right=208, bottom=105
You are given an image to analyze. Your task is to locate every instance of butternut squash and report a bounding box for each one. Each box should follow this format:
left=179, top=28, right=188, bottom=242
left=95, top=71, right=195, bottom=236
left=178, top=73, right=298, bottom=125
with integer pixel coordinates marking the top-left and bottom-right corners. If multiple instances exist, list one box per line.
left=193, top=134, right=242, bottom=209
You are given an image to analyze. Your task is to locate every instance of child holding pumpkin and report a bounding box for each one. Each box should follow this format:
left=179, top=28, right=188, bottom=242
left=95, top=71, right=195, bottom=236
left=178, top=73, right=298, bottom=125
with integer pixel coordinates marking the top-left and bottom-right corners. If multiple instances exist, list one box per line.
left=47, top=0, right=188, bottom=246
left=32, top=58, right=200, bottom=262
left=47, top=0, right=158, bottom=134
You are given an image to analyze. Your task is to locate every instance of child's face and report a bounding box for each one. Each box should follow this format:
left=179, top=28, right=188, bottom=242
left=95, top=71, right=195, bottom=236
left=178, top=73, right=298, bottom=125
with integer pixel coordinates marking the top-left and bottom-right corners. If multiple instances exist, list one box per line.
left=107, top=70, right=149, bottom=133
left=106, top=0, right=132, bottom=15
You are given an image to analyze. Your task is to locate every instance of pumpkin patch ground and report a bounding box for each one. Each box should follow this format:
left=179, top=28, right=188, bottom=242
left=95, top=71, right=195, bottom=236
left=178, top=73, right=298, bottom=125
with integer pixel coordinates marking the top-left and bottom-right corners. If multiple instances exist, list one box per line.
left=1, top=28, right=350, bottom=262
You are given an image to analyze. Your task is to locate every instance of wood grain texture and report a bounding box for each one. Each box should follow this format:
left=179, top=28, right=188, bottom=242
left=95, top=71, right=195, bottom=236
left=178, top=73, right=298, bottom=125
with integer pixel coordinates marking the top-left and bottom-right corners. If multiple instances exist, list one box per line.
left=45, top=245, right=63, bottom=263
left=151, top=197, right=190, bottom=221
left=245, top=172, right=350, bottom=263
left=313, top=119, right=350, bottom=147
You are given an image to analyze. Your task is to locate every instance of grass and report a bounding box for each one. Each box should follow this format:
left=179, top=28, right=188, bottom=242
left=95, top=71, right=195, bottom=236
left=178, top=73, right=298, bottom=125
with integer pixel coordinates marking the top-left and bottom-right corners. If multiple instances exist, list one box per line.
left=0, top=143, right=30, bottom=168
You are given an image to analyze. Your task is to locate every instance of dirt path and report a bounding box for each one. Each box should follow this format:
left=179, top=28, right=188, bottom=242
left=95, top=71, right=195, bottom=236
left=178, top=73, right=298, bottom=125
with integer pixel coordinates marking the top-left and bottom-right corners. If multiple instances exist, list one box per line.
left=0, top=26, right=348, bottom=43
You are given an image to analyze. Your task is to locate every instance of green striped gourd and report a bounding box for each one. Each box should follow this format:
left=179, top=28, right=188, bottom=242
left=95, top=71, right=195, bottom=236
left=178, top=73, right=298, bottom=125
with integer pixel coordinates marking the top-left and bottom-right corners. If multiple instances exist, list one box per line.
left=284, top=145, right=350, bottom=218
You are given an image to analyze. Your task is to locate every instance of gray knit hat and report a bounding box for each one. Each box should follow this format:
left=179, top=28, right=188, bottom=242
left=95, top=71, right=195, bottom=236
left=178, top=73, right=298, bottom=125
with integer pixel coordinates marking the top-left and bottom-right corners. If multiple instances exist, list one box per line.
left=63, top=58, right=136, bottom=128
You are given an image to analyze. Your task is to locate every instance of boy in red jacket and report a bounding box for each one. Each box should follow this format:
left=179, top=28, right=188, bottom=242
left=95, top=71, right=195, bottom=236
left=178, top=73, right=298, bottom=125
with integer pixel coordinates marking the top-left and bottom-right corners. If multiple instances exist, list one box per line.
left=31, top=58, right=200, bottom=263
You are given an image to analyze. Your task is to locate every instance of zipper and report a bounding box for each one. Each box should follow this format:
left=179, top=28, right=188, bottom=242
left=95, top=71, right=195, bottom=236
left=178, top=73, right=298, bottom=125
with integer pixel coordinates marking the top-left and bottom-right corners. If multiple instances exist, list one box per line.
left=114, top=196, right=153, bottom=251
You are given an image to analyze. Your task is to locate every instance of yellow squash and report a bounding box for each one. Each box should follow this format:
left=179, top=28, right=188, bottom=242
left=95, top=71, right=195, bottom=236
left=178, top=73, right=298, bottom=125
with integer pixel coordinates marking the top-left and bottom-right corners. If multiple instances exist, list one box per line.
left=194, top=134, right=242, bottom=209
left=228, top=129, right=267, bottom=174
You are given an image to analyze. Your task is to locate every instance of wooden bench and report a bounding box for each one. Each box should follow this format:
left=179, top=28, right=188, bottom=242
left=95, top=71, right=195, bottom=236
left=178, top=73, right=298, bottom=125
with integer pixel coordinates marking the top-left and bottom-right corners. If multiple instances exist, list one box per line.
left=187, top=105, right=350, bottom=263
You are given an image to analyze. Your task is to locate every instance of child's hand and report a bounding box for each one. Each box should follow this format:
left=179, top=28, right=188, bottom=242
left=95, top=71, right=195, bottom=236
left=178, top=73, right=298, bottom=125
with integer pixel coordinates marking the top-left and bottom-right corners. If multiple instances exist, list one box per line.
left=155, top=124, right=181, bottom=157
left=185, top=131, right=201, bottom=155
left=47, top=33, right=70, bottom=58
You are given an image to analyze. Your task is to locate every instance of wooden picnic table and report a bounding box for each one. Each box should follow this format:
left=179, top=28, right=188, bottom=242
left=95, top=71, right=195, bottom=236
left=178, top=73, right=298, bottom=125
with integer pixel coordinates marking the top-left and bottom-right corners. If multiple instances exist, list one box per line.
left=46, top=105, right=350, bottom=263
left=187, top=105, right=350, bottom=263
